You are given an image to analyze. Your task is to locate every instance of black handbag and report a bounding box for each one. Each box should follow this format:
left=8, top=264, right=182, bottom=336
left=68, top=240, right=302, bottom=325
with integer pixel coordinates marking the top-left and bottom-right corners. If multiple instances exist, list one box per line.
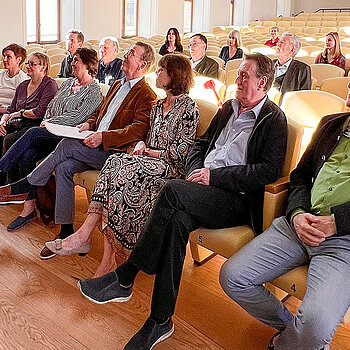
left=5, top=117, right=25, bottom=132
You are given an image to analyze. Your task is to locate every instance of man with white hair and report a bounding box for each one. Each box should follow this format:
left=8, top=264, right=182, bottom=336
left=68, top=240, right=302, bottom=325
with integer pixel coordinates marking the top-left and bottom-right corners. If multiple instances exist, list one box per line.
left=96, top=36, right=124, bottom=85
left=273, top=32, right=311, bottom=101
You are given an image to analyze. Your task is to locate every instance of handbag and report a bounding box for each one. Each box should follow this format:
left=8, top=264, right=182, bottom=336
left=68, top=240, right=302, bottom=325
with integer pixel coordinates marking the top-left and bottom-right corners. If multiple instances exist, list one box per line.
left=5, top=117, right=25, bottom=132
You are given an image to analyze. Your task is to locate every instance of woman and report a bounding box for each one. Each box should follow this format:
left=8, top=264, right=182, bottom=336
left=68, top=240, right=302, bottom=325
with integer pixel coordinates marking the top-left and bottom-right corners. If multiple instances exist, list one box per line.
left=0, top=47, right=102, bottom=231
left=0, top=52, right=58, bottom=156
left=219, top=29, right=243, bottom=66
left=315, top=31, right=346, bottom=70
left=46, top=54, right=199, bottom=278
left=0, top=44, right=28, bottom=114
left=159, top=28, right=183, bottom=55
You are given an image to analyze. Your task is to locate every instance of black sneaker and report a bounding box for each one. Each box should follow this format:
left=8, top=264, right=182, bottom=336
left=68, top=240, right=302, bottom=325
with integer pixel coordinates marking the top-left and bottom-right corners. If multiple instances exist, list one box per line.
left=124, top=317, right=174, bottom=350
left=78, top=270, right=132, bottom=304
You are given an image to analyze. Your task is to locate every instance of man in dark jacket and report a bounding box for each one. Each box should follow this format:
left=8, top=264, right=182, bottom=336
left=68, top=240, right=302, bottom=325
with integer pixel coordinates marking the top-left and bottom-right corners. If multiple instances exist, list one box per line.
left=77, top=53, right=288, bottom=350
left=273, top=32, right=311, bottom=103
left=219, top=84, right=350, bottom=350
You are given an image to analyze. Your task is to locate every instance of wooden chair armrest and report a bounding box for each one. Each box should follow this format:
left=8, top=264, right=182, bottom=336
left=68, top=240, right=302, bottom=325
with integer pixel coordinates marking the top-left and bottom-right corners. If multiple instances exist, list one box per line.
left=265, top=176, right=290, bottom=194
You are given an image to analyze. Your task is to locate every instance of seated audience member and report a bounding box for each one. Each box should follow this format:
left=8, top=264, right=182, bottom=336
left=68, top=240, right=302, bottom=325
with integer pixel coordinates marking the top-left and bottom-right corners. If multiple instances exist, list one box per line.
left=0, top=42, right=157, bottom=260
left=315, top=31, right=346, bottom=71
left=0, top=44, right=28, bottom=114
left=273, top=32, right=311, bottom=102
left=0, top=48, right=102, bottom=230
left=0, top=52, right=57, bottom=157
left=46, top=54, right=199, bottom=278
left=58, top=29, right=84, bottom=78
left=219, top=82, right=350, bottom=350
left=189, top=33, right=219, bottom=79
left=95, top=36, right=124, bottom=85
left=219, top=29, right=243, bottom=66
left=76, top=53, right=288, bottom=350
left=159, top=28, right=183, bottom=55
left=265, top=26, right=280, bottom=47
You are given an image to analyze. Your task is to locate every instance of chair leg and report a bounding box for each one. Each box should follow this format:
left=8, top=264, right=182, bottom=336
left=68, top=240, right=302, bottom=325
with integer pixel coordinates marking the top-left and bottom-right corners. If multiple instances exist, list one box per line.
left=189, top=241, right=215, bottom=265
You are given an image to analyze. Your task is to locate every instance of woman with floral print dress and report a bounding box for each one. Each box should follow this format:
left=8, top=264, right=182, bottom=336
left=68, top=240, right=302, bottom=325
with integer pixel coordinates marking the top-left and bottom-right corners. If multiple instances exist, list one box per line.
left=46, top=54, right=199, bottom=277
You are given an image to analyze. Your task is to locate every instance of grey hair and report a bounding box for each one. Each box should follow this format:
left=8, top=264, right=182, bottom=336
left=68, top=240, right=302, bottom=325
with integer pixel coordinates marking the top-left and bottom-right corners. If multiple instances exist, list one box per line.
left=99, top=36, right=119, bottom=50
left=282, top=32, right=301, bottom=57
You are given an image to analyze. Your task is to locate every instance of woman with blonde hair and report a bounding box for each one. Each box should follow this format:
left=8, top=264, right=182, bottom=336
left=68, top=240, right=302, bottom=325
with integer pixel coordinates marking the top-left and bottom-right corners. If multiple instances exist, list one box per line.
left=219, top=29, right=243, bottom=66
left=315, top=31, right=346, bottom=70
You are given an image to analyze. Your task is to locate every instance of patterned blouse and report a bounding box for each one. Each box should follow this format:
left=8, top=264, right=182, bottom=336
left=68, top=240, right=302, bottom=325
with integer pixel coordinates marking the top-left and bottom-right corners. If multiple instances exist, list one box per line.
left=315, top=52, right=346, bottom=71
left=44, top=77, right=103, bottom=126
left=146, top=94, right=199, bottom=178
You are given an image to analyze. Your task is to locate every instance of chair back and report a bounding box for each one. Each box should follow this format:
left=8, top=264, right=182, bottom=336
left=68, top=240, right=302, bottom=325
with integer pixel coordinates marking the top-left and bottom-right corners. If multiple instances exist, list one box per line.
left=225, top=58, right=243, bottom=72
left=49, top=54, right=66, bottom=65
left=193, top=99, right=218, bottom=137
left=319, top=76, right=350, bottom=100
left=97, top=83, right=110, bottom=97
left=49, top=63, right=62, bottom=78
left=310, top=63, right=345, bottom=87
left=54, top=78, right=68, bottom=88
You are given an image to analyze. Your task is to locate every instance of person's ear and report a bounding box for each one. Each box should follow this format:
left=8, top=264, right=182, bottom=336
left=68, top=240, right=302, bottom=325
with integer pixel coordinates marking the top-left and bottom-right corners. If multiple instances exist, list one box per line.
left=258, top=76, right=267, bottom=91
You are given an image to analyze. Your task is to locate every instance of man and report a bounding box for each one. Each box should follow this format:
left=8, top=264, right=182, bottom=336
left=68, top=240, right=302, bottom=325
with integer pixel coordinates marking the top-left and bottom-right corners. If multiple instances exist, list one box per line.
left=77, top=53, right=288, bottom=350
left=0, top=42, right=157, bottom=260
left=95, top=36, right=124, bottom=85
left=189, top=33, right=219, bottom=79
left=58, top=29, right=84, bottom=78
left=273, top=32, right=311, bottom=102
left=265, top=26, right=280, bottom=47
left=219, top=86, right=350, bottom=350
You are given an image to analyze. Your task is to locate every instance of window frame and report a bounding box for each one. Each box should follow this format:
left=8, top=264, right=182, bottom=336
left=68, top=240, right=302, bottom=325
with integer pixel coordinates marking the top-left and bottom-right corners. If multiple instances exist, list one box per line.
left=184, top=0, right=193, bottom=33
left=27, top=0, right=61, bottom=44
left=230, top=0, right=234, bottom=26
left=122, top=0, right=139, bottom=38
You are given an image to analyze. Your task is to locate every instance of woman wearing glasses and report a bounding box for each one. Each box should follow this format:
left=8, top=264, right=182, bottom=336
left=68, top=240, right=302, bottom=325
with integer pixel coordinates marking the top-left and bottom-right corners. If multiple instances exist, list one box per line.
left=0, top=52, right=57, bottom=158
left=0, top=48, right=102, bottom=230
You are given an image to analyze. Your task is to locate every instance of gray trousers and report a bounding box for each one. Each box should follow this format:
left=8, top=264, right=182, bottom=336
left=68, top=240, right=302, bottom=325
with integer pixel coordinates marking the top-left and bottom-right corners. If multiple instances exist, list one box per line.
left=219, top=216, right=350, bottom=350
left=27, top=138, right=111, bottom=224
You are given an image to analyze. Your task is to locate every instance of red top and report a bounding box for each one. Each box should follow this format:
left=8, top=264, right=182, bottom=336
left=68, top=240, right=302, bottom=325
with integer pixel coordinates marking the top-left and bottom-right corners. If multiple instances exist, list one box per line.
left=264, top=37, right=280, bottom=48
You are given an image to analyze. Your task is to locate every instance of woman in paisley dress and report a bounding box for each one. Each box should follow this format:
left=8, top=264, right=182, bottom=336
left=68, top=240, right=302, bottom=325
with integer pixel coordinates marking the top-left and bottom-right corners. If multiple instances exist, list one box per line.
left=46, top=54, right=199, bottom=277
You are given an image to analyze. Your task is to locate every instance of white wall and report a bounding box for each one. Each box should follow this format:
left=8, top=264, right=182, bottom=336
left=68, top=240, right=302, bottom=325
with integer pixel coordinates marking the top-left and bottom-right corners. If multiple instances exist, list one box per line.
left=292, top=0, right=350, bottom=15
left=0, top=0, right=26, bottom=48
left=61, top=0, right=82, bottom=40
left=276, top=0, right=292, bottom=17
left=80, top=0, right=121, bottom=40
left=234, top=0, right=252, bottom=26
left=250, top=0, right=277, bottom=21
left=209, top=0, right=230, bottom=31
left=157, top=0, right=183, bottom=35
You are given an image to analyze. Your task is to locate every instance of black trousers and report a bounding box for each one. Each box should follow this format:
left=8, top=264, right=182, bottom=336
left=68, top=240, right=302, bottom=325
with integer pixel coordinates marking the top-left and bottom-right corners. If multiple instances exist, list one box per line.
left=129, top=178, right=249, bottom=319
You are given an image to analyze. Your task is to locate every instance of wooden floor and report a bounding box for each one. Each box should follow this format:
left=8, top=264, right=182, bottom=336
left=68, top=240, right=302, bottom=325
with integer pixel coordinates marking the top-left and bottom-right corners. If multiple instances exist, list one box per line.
left=0, top=187, right=350, bottom=350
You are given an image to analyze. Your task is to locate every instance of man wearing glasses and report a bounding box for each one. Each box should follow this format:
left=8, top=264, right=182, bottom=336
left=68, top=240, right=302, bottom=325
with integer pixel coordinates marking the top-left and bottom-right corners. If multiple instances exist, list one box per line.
left=0, top=42, right=157, bottom=260
left=189, top=33, right=219, bottom=79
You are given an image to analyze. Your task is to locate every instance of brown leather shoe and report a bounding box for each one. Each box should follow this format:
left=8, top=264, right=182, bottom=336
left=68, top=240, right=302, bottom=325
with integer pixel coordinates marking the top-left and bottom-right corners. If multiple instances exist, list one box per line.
left=40, top=246, right=56, bottom=260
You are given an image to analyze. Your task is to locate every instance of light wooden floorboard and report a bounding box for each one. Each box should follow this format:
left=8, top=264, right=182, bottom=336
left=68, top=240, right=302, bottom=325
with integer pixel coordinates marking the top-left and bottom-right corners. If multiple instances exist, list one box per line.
left=0, top=187, right=349, bottom=349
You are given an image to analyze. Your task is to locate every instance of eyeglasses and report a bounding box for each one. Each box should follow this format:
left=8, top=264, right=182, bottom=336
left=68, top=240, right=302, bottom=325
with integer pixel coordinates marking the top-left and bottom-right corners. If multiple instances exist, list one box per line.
left=188, top=42, right=205, bottom=49
left=25, top=61, right=41, bottom=67
left=124, top=49, right=143, bottom=60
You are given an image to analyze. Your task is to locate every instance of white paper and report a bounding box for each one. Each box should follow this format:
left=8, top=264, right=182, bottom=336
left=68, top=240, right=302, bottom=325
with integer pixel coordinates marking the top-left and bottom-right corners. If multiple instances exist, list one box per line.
left=45, top=121, right=95, bottom=140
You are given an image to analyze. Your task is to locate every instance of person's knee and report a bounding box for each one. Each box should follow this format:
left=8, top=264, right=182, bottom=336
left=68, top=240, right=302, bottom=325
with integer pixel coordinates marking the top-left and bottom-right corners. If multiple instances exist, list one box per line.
left=160, top=179, right=188, bottom=208
left=219, top=257, right=250, bottom=298
left=55, top=160, right=76, bottom=178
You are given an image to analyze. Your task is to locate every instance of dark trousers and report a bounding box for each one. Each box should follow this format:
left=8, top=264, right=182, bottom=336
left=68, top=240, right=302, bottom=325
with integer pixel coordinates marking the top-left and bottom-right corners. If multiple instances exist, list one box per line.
left=129, top=179, right=249, bottom=320
left=0, top=127, right=61, bottom=182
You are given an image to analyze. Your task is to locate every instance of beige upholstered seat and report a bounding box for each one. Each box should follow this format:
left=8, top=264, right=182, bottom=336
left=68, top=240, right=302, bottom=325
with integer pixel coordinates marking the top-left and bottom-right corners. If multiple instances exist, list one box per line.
left=281, top=90, right=347, bottom=154
left=54, top=78, right=68, bottom=88
left=225, top=58, right=243, bottom=72
left=225, top=69, right=238, bottom=87
left=49, top=54, right=66, bottom=65
left=46, top=47, right=66, bottom=56
left=310, top=63, right=345, bottom=87
left=97, top=83, right=110, bottom=97
left=49, top=63, right=62, bottom=78
left=320, top=76, right=350, bottom=100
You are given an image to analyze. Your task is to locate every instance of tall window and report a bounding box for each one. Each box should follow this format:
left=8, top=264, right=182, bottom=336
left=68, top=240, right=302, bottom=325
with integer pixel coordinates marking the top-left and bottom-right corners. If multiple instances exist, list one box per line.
left=123, top=0, right=138, bottom=37
left=26, top=0, right=60, bottom=43
left=184, top=0, right=193, bottom=33
left=230, top=0, right=234, bottom=25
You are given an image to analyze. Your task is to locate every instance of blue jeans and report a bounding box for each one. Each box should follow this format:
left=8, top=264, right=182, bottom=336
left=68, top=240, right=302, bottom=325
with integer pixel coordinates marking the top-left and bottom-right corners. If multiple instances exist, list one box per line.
left=0, top=126, right=61, bottom=180
left=219, top=216, right=350, bottom=350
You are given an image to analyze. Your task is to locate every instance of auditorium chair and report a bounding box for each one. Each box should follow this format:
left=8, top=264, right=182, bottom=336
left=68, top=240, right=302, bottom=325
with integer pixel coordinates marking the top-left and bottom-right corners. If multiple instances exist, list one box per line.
left=319, top=76, right=350, bottom=100
left=54, top=78, right=68, bottom=88
left=46, top=47, right=66, bottom=56
left=280, top=90, right=347, bottom=154
left=49, top=54, right=66, bottom=65
left=310, top=63, right=345, bottom=88
left=48, top=63, right=61, bottom=78
left=73, top=99, right=219, bottom=202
